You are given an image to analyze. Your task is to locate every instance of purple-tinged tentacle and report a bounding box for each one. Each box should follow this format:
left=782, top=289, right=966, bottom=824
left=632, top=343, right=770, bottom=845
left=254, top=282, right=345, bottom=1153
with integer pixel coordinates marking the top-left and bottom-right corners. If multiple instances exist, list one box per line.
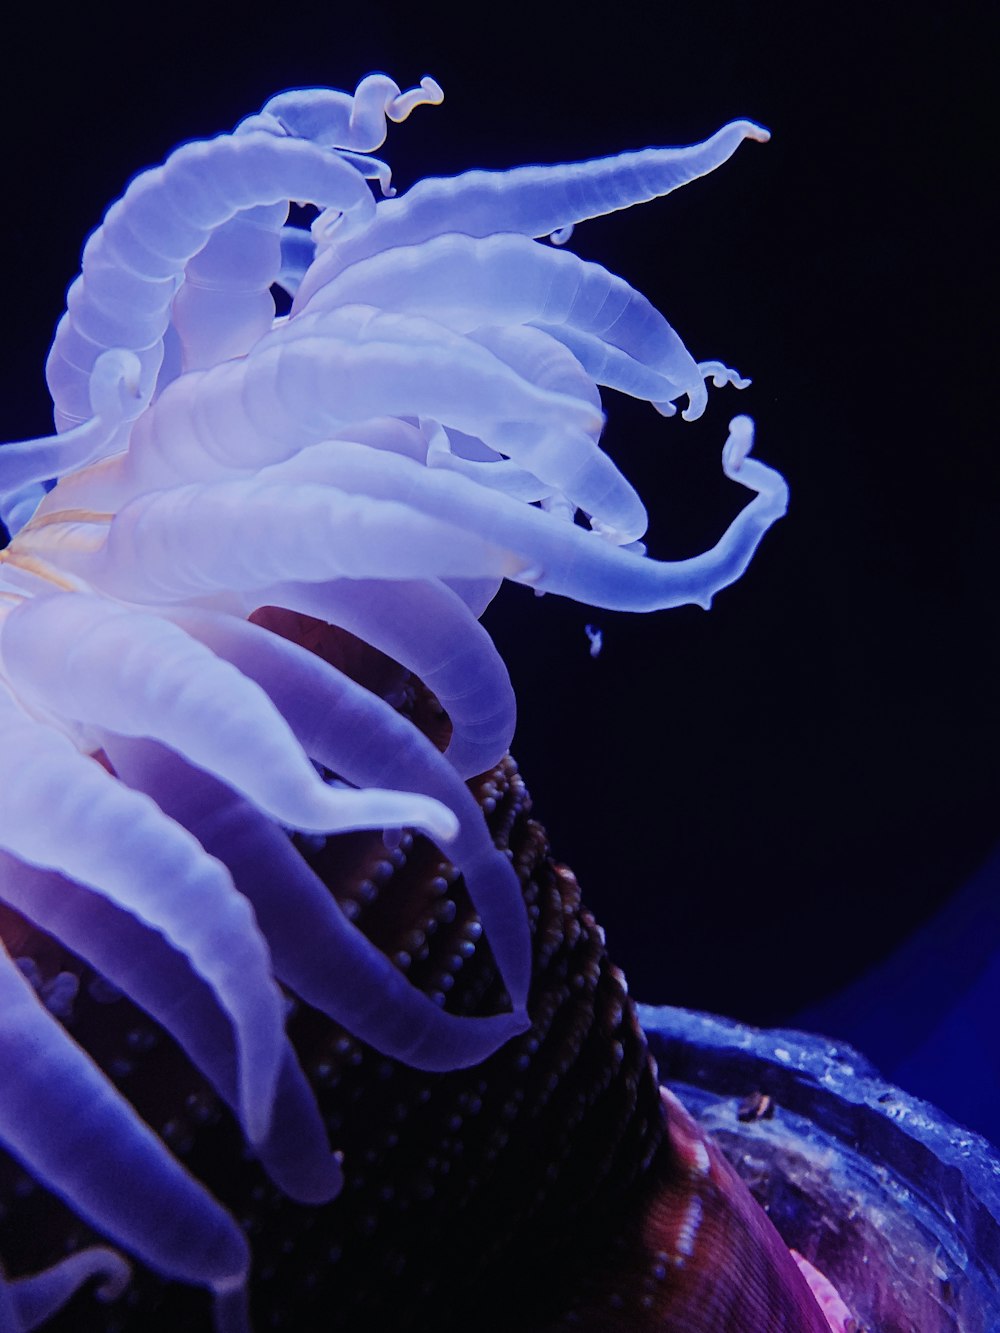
left=463, top=322, right=602, bottom=412
left=0, top=349, right=141, bottom=535
left=165, top=605, right=532, bottom=1008
left=27, top=479, right=524, bottom=602
left=239, top=74, right=443, bottom=154
left=0, top=1248, right=130, bottom=1332
left=106, top=738, right=529, bottom=1066
left=177, top=418, right=785, bottom=613
left=0, top=943, right=249, bottom=1302
left=113, top=306, right=604, bottom=491
left=275, top=225, right=315, bottom=297
left=1, top=592, right=457, bottom=843
left=250, top=578, right=517, bottom=778
left=0, top=688, right=283, bottom=1146
left=46, top=134, right=378, bottom=432
left=302, top=231, right=706, bottom=416
left=45, top=75, right=445, bottom=434
left=5, top=465, right=517, bottom=775
left=40, top=307, right=644, bottom=541
left=295, top=119, right=769, bottom=307
left=166, top=203, right=287, bottom=377
left=416, top=329, right=594, bottom=510
left=0, top=852, right=339, bottom=1205
left=161, top=75, right=443, bottom=389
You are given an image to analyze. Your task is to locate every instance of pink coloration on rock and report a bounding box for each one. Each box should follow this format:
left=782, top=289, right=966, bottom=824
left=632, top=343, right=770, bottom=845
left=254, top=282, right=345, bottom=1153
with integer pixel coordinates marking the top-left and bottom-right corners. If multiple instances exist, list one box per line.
left=791, top=1250, right=857, bottom=1333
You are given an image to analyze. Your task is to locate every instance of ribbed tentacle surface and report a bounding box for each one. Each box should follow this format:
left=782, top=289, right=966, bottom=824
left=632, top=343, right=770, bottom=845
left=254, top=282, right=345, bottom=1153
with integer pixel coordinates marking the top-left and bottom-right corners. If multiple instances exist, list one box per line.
left=0, top=75, right=806, bottom=1332
left=294, top=118, right=769, bottom=304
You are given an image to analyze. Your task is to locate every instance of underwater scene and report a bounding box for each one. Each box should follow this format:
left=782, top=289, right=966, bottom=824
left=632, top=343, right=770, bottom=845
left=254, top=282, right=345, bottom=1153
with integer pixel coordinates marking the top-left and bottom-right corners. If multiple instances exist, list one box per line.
left=0, top=5, right=994, bottom=1330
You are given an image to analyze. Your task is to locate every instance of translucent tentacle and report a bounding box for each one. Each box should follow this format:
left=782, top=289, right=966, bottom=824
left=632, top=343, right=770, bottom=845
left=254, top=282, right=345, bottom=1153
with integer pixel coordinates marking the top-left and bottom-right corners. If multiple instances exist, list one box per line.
left=113, top=305, right=603, bottom=493
left=0, top=943, right=249, bottom=1297
left=0, top=688, right=283, bottom=1145
left=275, top=225, right=316, bottom=297
left=158, top=73, right=442, bottom=387
left=212, top=417, right=785, bottom=613
left=107, top=739, right=529, bottom=1065
left=454, top=322, right=645, bottom=526
left=1, top=592, right=457, bottom=842
left=33, top=478, right=523, bottom=605
left=27, top=407, right=431, bottom=519
left=0, top=350, right=141, bottom=535
left=42, top=318, right=638, bottom=538
left=166, top=606, right=532, bottom=1008
left=252, top=578, right=517, bottom=778
left=465, top=322, right=602, bottom=410
left=1, top=1248, right=130, bottom=1331
left=303, top=232, right=705, bottom=414
left=6, top=508, right=515, bottom=774
left=168, top=203, right=287, bottom=375
left=416, top=328, right=588, bottom=507
left=46, top=133, right=377, bottom=432
left=427, top=438, right=551, bottom=501
left=335, top=413, right=431, bottom=462
left=0, top=850, right=339, bottom=1204
left=295, top=119, right=769, bottom=307
left=241, top=74, right=443, bottom=153
left=699, top=359, right=752, bottom=391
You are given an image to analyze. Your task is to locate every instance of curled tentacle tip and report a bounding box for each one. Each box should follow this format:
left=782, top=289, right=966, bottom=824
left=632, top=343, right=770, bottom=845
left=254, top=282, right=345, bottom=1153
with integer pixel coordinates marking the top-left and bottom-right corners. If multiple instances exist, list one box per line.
left=89, top=348, right=143, bottom=419
left=740, top=119, right=771, bottom=143
left=680, top=383, right=709, bottom=422
left=94, top=1252, right=132, bottom=1302
left=387, top=75, right=445, bottom=123
left=722, top=414, right=755, bottom=473
left=698, top=360, right=752, bottom=391
left=420, top=75, right=444, bottom=105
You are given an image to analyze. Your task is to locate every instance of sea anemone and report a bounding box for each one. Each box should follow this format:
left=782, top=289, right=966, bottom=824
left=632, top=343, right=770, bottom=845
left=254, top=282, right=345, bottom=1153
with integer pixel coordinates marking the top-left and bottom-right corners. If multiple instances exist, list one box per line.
left=0, top=75, right=794, bottom=1330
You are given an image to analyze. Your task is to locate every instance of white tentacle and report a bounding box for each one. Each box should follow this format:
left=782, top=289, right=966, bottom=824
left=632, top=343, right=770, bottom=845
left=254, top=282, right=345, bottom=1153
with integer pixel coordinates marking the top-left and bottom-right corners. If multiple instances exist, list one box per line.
left=0, top=73, right=780, bottom=1332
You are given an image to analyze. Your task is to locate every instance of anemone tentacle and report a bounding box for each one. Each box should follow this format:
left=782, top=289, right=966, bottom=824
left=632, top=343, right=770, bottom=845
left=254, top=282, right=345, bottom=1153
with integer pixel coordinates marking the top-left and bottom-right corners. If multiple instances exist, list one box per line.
left=294, top=118, right=770, bottom=305
left=47, top=136, right=379, bottom=433
left=0, top=75, right=786, bottom=1331
left=0, top=852, right=342, bottom=1205
left=39, top=75, right=441, bottom=447
left=0, top=942, right=250, bottom=1297
left=0, top=688, right=287, bottom=1146
left=0, top=1249, right=130, bottom=1332
left=106, top=737, right=531, bottom=1061
left=248, top=578, right=519, bottom=778
left=0, top=592, right=457, bottom=842
left=164, top=605, right=533, bottom=1005
left=301, top=231, right=709, bottom=415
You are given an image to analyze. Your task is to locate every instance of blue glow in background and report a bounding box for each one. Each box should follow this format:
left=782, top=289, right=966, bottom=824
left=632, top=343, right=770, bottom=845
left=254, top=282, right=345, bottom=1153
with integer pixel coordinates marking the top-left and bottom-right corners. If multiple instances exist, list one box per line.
left=1, top=4, right=994, bottom=1143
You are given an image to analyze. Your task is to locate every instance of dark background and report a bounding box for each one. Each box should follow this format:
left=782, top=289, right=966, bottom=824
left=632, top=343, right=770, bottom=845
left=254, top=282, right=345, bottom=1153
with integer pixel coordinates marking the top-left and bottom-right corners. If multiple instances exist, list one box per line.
left=1, top=4, right=996, bottom=1136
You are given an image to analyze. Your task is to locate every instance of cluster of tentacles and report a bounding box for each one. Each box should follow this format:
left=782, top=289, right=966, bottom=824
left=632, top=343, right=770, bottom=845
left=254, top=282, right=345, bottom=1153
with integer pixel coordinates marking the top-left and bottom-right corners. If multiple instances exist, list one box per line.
left=0, top=75, right=793, bottom=1329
